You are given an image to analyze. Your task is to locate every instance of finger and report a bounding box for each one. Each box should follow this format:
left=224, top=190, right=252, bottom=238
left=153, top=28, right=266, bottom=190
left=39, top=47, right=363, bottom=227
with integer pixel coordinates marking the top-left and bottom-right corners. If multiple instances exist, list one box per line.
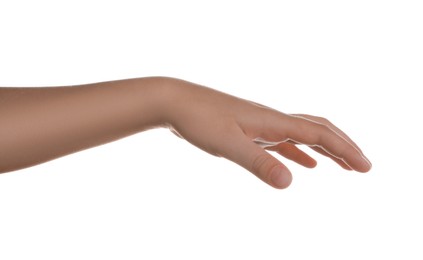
left=221, top=130, right=293, bottom=189
left=291, top=114, right=363, bottom=154
left=264, top=137, right=350, bottom=170
left=266, top=142, right=317, bottom=168
left=309, top=146, right=353, bottom=170
left=272, top=117, right=357, bottom=170
left=284, top=116, right=371, bottom=172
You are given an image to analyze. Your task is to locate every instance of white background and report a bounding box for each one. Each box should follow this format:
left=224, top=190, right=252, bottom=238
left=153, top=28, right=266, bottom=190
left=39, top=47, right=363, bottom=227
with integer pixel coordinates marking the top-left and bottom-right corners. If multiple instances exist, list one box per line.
left=0, top=0, right=422, bottom=259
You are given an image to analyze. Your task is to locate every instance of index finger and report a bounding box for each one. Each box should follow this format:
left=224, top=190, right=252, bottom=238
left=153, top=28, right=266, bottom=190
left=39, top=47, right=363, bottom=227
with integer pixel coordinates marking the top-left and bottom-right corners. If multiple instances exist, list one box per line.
left=283, top=116, right=371, bottom=172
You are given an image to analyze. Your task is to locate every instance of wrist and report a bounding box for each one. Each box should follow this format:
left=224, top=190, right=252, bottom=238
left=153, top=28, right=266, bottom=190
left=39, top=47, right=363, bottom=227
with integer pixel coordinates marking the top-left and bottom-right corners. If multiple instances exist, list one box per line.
left=134, top=76, right=182, bottom=129
left=150, top=76, right=194, bottom=129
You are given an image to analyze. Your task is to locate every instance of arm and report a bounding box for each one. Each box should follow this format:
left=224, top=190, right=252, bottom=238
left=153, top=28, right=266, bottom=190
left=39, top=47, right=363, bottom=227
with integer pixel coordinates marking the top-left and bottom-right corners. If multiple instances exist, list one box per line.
left=0, top=77, right=371, bottom=189
left=0, top=77, right=169, bottom=174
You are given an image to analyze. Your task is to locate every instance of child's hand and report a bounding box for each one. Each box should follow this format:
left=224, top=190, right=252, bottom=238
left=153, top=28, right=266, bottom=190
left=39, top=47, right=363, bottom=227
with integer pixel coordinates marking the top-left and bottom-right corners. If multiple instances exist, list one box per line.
left=164, top=78, right=372, bottom=189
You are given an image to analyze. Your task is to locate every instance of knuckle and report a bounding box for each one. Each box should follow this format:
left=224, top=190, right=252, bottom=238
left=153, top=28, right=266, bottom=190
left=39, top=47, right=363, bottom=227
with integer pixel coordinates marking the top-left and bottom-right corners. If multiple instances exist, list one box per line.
left=304, top=123, right=330, bottom=145
left=319, top=123, right=332, bottom=131
left=316, top=116, right=331, bottom=124
left=316, top=123, right=331, bottom=141
left=340, top=144, right=355, bottom=158
left=251, top=153, right=273, bottom=178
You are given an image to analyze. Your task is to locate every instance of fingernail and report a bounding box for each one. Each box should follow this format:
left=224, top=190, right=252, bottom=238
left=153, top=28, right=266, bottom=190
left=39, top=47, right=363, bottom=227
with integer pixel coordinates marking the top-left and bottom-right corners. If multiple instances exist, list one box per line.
left=270, top=166, right=292, bottom=189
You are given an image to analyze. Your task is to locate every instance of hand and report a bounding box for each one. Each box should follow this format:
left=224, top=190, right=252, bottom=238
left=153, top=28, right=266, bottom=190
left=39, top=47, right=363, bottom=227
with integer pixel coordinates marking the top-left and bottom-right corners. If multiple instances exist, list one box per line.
left=164, top=78, right=372, bottom=189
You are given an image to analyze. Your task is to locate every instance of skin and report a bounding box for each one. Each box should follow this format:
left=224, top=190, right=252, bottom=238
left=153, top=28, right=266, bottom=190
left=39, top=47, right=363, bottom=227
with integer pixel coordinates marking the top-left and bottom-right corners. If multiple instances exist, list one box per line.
left=0, top=76, right=371, bottom=189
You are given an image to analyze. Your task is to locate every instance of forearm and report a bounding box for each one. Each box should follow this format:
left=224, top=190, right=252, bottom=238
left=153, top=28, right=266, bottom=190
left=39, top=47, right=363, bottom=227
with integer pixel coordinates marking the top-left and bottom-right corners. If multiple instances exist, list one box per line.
left=0, top=77, right=171, bottom=173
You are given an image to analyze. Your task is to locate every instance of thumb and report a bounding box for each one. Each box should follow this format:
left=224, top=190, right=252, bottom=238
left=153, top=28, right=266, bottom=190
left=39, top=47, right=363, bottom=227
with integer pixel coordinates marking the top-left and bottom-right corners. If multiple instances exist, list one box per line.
left=224, top=135, right=293, bottom=189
